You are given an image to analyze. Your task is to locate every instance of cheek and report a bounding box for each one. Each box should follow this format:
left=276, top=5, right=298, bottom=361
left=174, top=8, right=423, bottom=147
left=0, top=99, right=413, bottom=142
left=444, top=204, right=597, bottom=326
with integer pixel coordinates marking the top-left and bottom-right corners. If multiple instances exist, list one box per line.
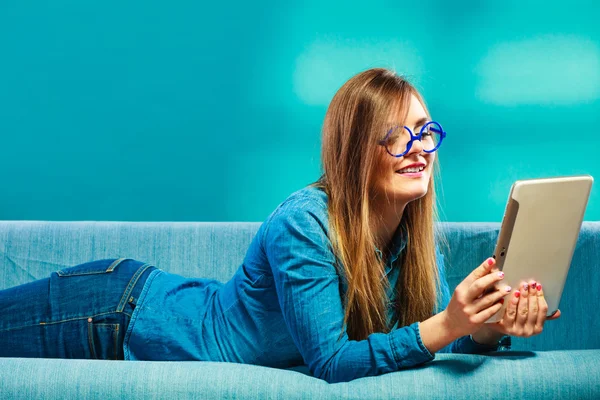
left=428, top=153, right=436, bottom=166
left=424, top=155, right=435, bottom=174
left=376, top=156, right=396, bottom=177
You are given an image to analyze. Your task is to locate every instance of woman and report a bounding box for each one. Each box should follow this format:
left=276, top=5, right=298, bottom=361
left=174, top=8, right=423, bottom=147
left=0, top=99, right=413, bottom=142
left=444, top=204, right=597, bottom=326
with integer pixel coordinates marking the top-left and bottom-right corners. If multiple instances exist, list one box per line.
left=0, top=68, right=560, bottom=383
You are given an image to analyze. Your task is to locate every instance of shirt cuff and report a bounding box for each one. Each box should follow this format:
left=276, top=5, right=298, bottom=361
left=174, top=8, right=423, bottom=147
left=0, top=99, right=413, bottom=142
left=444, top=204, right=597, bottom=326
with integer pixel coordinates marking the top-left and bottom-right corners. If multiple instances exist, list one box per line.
left=389, top=321, right=435, bottom=369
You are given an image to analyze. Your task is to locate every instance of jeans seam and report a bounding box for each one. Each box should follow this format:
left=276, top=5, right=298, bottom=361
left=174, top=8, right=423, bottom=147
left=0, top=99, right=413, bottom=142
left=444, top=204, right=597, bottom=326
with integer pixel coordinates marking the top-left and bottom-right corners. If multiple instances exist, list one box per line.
left=0, top=310, right=131, bottom=333
left=116, top=263, right=154, bottom=312
left=107, top=258, right=129, bottom=272
left=114, top=323, right=119, bottom=360
left=56, top=258, right=130, bottom=277
left=57, top=270, right=114, bottom=277
left=88, top=321, right=120, bottom=360
left=88, top=319, right=97, bottom=359
left=123, top=269, right=161, bottom=360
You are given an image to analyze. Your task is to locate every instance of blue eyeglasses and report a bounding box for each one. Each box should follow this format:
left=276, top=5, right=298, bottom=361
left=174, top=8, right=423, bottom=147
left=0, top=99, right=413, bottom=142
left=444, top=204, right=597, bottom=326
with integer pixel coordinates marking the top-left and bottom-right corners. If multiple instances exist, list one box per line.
left=378, top=121, right=447, bottom=157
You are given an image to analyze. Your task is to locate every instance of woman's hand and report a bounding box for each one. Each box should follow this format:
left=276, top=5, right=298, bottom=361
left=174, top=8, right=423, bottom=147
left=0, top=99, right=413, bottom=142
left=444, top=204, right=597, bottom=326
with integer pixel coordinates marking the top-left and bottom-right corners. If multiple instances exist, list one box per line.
left=442, top=257, right=512, bottom=339
left=480, top=281, right=561, bottom=338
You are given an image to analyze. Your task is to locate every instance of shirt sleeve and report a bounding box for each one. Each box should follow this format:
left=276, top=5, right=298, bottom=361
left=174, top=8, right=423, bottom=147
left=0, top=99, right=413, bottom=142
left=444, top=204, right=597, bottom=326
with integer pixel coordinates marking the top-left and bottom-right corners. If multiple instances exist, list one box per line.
left=434, top=246, right=510, bottom=354
left=263, top=198, right=435, bottom=383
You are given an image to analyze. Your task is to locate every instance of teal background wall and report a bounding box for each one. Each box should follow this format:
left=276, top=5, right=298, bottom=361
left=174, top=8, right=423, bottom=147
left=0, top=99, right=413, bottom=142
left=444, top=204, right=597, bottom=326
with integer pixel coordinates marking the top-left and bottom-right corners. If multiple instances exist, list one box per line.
left=1, top=1, right=598, bottom=222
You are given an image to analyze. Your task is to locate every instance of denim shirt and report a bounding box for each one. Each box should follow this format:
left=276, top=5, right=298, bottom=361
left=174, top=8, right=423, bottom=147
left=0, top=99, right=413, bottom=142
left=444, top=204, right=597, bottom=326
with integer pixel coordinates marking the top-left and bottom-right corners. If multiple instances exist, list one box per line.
left=124, top=186, right=506, bottom=383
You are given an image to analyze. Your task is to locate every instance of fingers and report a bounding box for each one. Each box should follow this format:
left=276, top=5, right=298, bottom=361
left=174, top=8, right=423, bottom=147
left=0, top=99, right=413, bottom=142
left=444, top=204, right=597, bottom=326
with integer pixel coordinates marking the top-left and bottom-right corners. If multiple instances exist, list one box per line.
left=468, top=268, right=509, bottom=301
left=503, top=289, right=521, bottom=327
left=526, top=281, right=539, bottom=333
left=535, top=284, right=549, bottom=329
left=466, top=257, right=496, bottom=286
left=472, top=299, right=504, bottom=324
left=501, top=281, right=559, bottom=339
left=516, top=282, right=529, bottom=326
left=472, top=285, right=510, bottom=313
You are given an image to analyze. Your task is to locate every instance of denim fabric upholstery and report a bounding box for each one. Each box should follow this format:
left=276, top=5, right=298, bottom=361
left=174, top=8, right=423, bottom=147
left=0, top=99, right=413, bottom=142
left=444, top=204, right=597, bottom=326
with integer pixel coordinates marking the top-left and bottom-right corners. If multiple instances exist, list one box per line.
left=1, top=351, right=599, bottom=399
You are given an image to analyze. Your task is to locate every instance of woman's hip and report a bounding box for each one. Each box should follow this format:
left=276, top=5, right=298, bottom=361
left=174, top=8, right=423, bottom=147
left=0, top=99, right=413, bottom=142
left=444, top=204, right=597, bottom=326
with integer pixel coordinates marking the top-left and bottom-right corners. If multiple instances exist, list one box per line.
left=48, top=258, right=156, bottom=320
left=0, top=258, right=157, bottom=359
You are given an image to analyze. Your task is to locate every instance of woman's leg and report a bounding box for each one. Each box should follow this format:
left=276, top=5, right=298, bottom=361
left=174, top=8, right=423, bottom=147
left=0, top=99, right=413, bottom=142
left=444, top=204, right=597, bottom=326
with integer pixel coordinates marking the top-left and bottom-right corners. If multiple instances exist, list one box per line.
left=0, top=258, right=156, bottom=359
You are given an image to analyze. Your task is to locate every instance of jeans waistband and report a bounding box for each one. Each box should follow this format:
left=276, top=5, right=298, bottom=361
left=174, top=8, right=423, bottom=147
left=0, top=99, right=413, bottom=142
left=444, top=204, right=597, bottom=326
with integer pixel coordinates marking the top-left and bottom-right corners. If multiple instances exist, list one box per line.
left=112, top=258, right=158, bottom=313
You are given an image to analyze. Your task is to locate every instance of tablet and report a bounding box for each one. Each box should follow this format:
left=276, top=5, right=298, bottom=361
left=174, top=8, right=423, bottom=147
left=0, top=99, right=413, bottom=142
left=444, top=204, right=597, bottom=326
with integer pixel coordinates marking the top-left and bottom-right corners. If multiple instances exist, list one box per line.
left=484, top=175, right=594, bottom=323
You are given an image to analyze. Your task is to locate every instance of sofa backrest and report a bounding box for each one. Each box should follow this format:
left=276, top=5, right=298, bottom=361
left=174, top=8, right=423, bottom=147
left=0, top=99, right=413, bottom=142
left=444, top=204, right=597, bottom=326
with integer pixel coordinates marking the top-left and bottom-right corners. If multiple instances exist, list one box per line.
left=1, top=221, right=598, bottom=352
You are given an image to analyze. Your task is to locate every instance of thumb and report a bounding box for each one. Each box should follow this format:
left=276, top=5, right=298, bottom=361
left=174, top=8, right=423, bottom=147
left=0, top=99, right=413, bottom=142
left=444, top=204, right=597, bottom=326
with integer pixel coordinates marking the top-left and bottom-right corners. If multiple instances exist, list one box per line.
left=547, top=309, right=562, bottom=320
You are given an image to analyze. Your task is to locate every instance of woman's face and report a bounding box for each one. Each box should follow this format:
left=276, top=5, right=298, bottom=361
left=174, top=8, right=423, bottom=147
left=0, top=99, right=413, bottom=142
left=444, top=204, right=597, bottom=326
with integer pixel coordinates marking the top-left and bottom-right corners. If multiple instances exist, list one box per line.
left=371, top=94, right=436, bottom=203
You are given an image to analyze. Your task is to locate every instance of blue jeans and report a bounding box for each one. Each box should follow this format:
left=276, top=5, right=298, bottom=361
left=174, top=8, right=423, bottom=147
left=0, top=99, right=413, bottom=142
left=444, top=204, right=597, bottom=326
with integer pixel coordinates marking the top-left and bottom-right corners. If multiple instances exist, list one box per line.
left=0, top=258, right=156, bottom=359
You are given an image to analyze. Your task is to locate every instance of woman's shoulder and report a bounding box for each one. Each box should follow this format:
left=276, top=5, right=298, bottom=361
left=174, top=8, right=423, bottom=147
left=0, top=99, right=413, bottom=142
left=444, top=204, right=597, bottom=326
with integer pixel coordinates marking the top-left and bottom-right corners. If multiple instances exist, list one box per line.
left=283, top=185, right=327, bottom=206
left=261, top=185, right=330, bottom=235
left=259, top=185, right=335, bottom=264
left=271, top=185, right=328, bottom=215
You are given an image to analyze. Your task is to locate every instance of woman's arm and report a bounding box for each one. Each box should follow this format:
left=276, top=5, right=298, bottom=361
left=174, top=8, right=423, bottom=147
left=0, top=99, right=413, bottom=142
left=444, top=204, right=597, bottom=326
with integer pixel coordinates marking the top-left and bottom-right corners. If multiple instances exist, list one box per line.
left=263, top=199, right=459, bottom=383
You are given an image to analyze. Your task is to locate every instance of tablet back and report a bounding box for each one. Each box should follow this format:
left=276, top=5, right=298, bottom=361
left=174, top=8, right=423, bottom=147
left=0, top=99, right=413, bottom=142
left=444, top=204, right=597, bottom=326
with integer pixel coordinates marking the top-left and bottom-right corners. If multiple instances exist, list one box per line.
left=486, top=175, right=593, bottom=323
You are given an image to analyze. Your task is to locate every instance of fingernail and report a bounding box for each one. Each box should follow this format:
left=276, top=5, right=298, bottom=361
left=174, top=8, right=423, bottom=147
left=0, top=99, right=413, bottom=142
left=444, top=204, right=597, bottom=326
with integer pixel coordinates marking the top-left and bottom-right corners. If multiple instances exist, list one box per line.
left=536, top=284, right=542, bottom=291
left=515, top=290, right=521, bottom=298
left=530, top=281, right=536, bottom=288
left=499, top=298, right=504, bottom=304
left=522, top=283, right=528, bottom=291
left=505, top=286, right=512, bottom=292
left=487, top=258, right=494, bottom=266
left=497, top=271, right=504, bottom=278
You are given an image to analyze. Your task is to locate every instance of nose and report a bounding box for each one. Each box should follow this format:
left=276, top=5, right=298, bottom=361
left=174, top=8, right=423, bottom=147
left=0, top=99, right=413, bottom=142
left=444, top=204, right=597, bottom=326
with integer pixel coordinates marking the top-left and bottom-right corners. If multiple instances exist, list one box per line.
left=406, top=137, right=425, bottom=156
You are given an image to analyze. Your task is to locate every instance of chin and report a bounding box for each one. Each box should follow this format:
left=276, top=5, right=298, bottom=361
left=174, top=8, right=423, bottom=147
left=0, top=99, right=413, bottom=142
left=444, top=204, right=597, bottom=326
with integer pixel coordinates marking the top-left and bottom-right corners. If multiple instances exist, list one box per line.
left=384, top=187, right=428, bottom=203
left=405, top=189, right=428, bottom=203
left=372, top=174, right=431, bottom=201
left=402, top=179, right=430, bottom=198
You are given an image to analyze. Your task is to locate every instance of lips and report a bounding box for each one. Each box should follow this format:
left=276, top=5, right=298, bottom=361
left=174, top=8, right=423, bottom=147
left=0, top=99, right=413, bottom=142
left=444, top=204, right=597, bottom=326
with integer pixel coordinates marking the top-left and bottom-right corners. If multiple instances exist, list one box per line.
left=396, top=163, right=426, bottom=174
left=397, top=162, right=425, bottom=170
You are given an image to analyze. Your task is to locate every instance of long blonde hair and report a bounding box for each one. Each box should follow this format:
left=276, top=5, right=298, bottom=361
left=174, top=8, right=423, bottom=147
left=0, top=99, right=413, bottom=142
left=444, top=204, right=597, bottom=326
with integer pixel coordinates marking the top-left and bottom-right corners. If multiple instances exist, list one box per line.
left=309, top=68, right=444, bottom=340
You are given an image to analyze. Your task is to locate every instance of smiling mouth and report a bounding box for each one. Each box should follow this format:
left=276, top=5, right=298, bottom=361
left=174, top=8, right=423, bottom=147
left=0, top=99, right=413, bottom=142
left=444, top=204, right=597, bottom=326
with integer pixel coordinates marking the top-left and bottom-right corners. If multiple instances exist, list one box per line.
left=396, top=165, right=426, bottom=174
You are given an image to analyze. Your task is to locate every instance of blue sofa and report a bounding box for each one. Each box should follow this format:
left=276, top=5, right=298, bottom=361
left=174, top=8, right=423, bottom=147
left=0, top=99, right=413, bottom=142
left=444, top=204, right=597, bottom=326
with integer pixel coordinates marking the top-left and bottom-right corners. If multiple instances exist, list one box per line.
left=1, top=221, right=599, bottom=399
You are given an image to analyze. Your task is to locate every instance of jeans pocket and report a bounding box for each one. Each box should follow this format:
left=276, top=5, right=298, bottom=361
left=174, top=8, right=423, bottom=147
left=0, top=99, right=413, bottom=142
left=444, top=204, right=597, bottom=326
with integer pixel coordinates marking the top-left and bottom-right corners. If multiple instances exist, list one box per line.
left=57, top=258, right=130, bottom=277
left=88, top=319, right=120, bottom=360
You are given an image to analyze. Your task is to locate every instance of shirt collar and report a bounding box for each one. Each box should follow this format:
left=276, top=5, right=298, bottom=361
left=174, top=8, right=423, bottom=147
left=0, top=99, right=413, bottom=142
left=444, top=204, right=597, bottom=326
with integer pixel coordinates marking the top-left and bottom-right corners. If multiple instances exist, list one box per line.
left=375, top=222, right=408, bottom=272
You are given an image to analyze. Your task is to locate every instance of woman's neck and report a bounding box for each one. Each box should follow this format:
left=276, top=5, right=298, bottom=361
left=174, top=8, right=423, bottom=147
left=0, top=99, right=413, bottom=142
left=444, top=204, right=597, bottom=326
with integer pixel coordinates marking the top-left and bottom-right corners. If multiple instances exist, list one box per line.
left=370, top=198, right=407, bottom=253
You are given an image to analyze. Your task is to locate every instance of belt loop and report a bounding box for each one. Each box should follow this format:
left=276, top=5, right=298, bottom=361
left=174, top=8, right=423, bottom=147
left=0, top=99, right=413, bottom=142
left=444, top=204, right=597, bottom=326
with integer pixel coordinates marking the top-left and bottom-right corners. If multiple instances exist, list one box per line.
left=116, top=263, right=155, bottom=312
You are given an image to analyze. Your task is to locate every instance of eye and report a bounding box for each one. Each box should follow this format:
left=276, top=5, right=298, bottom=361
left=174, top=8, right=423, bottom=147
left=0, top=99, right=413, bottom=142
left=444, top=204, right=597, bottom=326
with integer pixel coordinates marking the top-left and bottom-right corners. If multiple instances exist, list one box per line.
left=418, top=126, right=432, bottom=137
left=385, top=126, right=401, bottom=143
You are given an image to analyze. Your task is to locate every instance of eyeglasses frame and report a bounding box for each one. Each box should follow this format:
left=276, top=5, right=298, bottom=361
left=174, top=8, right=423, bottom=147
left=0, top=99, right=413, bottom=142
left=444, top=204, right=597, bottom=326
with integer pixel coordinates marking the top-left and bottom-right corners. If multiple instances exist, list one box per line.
left=378, top=120, right=447, bottom=158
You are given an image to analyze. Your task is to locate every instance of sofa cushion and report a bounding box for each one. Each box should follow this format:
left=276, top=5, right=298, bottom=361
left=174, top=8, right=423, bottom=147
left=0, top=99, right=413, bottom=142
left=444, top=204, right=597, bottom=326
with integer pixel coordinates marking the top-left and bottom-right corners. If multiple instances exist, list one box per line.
left=1, top=350, right=599, bottom=399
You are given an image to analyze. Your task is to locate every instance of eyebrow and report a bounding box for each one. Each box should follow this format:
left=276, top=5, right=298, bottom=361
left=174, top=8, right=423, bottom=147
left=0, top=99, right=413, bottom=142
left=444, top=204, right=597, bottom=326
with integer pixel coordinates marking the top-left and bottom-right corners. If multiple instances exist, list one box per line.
left=387, top=117, right=430, bottom=129
left=411, top=117, right=428, bottom=129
